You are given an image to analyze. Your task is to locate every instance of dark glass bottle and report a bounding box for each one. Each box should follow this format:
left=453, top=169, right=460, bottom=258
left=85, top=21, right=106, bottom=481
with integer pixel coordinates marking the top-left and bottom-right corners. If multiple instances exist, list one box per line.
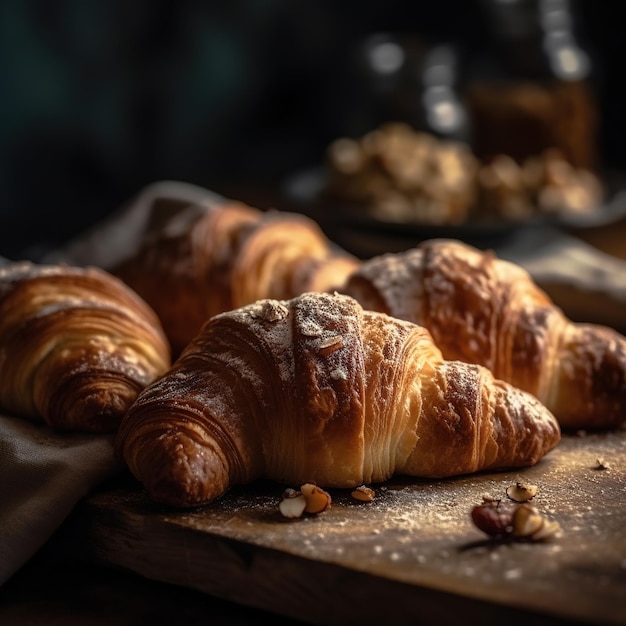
left=465, top=0, right=599, bottom=171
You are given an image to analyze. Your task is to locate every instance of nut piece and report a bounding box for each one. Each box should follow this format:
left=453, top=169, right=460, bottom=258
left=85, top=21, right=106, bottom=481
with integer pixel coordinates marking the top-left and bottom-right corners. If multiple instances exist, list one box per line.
left=531, top=518, right=562, bottom=541
left=593, top=458, right=610, bottom=470
left=511, top=504, right=544, bottom=537
left=300, top=483, right=332, bottom=514
left=511, top=504, right=561, bottom=541
left=279, top=489, right=307, bottom=519
left=506, top=480, right=538, bottom=503
left=471, top=490, right=561, bottom=542
left=351, top=485, right=376, bottom=502
left=471, top=500, right=514, bottom=537
left=318, top=335, right=343, bottom=356
left=260, top=300, right=289, bottom=322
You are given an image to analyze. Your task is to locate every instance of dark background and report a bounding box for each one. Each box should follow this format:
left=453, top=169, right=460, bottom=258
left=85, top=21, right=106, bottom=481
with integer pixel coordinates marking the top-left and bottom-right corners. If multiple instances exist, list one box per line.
left=1, top=0, right=625, bottom=260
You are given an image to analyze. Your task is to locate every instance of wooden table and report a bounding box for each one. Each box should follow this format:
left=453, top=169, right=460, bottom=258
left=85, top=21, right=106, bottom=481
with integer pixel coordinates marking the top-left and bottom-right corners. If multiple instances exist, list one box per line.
left=2, top=430, right=620, bottom=626
left=0, top=545, right=298, bottom=625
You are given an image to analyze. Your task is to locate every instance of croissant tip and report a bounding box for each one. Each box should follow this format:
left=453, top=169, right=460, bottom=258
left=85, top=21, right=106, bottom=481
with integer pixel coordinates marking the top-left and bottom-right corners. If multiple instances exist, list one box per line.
left=119, top=426, right=232, bottom=508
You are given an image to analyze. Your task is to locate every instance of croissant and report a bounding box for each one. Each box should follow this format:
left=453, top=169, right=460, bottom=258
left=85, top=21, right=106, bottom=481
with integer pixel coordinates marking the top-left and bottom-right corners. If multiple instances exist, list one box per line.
left=115, top=291, right=560, bottom=508
left=111, top=200, right=260, bottom=357
left=340, top=239, right=626, bottom=430
left=113, top=201, right=359, bottom=356
left=0, top=261, right=171, bottom=432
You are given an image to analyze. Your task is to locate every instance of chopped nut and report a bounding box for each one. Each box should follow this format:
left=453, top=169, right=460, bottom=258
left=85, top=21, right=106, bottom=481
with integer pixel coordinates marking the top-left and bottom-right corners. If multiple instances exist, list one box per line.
left=471, top=500, right=514, bottom=537
left=279, top=489, right=307, bottom=519
left=318, top=335, right=343, bottom=355
left=300, top=483, right=332, bottom=514
left=513, top=504, right=562, bottom=541
left=260, top=300, right=289, bottom=322
left=530, top=518, right=562, bottom=541
left=351, top=485, right=376, bottom=502
left=511, top=504, right=544, bottom=538
left=471, top=489, right=561, bottom=543
left=593, top=458, right=610, bottom=470
left=506, top=480, right=538, bottom=502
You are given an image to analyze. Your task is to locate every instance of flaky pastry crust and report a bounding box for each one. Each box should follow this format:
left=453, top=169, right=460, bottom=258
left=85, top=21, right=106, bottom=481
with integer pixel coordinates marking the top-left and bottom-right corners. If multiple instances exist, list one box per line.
left=115, top=292, right=559, bottom=508
left=0, top=262, right=171, bottom=432
left=341, top=239, right=626, bottom=430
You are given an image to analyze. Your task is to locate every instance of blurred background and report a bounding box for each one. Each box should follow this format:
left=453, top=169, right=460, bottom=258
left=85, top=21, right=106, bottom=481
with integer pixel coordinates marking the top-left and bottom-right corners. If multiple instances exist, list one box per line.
left=1, top=0, right=625, bottom=260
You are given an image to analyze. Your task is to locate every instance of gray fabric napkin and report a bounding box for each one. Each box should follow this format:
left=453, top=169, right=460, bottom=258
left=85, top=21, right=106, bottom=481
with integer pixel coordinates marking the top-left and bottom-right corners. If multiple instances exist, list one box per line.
left=0, top=414, right=124, bottom=585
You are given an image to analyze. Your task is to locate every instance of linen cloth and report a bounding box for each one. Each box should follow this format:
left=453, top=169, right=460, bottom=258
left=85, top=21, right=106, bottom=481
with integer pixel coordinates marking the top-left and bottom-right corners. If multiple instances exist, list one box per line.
left=0, top=414, right=123, bottom=584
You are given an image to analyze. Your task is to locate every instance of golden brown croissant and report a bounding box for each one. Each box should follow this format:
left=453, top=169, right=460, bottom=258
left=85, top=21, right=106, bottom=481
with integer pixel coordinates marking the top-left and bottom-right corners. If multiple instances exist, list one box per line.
left=113, top=201, right=360, bottom=357
left=340, top=239, right=626, bottom=430
left=112, top=200, right=260, bottom=357
left=0, top=262, right=171, bottom=432
left=115, top=291, right=560, bottom=508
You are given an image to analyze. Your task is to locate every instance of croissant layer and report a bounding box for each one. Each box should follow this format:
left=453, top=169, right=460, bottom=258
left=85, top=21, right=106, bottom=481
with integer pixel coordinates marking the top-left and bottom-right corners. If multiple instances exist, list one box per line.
left=113, top=202, right=360, bottom=356
left=341, top=239, right=626, bottom=430
left=0, top=262, right=171, bottom=432
left=115, top=292, right=560, bottom=508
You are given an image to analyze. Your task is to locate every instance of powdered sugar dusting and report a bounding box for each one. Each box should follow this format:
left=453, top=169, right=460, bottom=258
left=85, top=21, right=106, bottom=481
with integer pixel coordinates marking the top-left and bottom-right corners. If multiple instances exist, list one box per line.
left=347, top=250, right=426, bottom=325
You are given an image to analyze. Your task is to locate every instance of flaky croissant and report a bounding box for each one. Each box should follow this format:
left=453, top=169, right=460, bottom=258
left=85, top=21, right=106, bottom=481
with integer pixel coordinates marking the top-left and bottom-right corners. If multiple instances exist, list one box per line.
left=340, top=239, right=626, bottom=430
left=113, top=201, right=359, bottom=356
left=112, top=200, right=260, bottom=358
left=115, top=292, right=560, bottom=508
left=0, top=262, right=171, bottom=432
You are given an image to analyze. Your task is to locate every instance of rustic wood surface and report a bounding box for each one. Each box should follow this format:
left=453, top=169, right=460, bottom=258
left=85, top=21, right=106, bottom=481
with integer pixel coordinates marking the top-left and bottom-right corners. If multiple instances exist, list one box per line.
left=71, top=430, right=626, bottom=626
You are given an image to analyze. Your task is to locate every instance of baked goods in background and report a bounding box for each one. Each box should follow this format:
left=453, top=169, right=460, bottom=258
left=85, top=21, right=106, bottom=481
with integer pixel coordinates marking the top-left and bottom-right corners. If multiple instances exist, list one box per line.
left=113, top=200, right=360, bottom=357
left=0, top=262, right=171, bottom=432
left=340, top=238, right=626, bottom=430
left=477, top=149, right=604, bottom=221
left=323, top=122, right=604, bottom=225
left=115, top=291, right=560, bottom=508
left=112, top=200, right=259, bottom=358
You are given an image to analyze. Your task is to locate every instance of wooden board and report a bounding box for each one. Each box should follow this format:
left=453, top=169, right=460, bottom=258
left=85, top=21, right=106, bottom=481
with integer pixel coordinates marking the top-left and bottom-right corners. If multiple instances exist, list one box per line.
left=72, top=431, right=626, bottom=625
